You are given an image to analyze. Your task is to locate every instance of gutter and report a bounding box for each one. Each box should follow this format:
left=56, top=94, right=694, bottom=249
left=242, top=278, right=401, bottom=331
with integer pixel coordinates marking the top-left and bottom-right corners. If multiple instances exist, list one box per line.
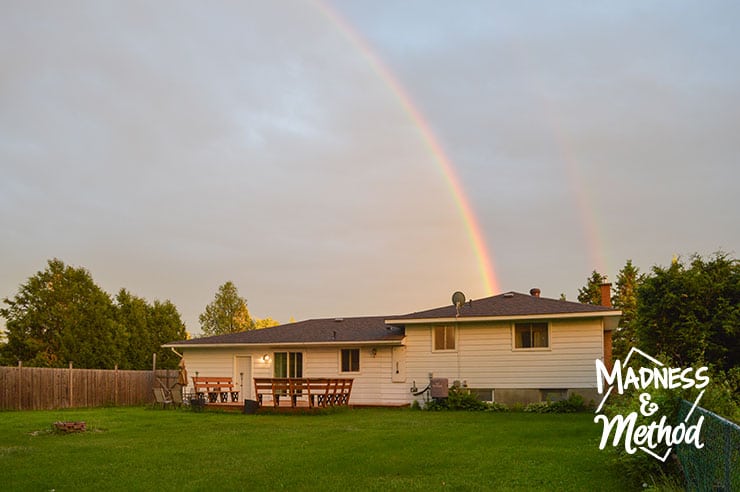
left=162, top=339, right=405, bottom=350
left=385, top=310, right=622, bottom=325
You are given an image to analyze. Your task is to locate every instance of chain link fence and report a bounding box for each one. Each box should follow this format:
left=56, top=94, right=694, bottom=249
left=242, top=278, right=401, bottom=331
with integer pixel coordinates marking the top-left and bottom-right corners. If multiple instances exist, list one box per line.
left=677, top=399, right=739, bottom=491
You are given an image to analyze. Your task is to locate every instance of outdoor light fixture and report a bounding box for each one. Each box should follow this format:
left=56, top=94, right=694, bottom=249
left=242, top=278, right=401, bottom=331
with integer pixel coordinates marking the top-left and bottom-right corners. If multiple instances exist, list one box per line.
left=261, top=354, right=271, bottom=363
left=371, top=348, right=377, bottom=358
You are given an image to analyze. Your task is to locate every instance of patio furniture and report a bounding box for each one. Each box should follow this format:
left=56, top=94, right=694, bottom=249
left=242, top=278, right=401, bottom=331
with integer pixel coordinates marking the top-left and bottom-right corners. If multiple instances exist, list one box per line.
left=253, top=378, right=354, bottom=409
left=191, top=377, right=239, bottom=403
left=153, top=388, right=173, bottom=409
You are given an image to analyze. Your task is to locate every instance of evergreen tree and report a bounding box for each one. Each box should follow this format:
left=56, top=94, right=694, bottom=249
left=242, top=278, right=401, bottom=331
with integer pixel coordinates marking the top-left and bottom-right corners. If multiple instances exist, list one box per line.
left=611, top=260, right=644, bottom=359
left=114, top=291, right=186, bottom=370
left=635, top=252, right=739, bottom=371
left=577, top=270, right=608, bottom=305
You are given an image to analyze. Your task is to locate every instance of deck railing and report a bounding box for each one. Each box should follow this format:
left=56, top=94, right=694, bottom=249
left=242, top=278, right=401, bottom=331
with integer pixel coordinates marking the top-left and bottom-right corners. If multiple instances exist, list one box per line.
left=253, top=378, right=353, bottom=408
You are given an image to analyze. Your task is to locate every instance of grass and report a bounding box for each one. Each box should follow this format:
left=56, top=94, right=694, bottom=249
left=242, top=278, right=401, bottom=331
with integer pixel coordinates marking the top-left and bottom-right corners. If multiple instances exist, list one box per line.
left=1, top=406, right=631, bottom=491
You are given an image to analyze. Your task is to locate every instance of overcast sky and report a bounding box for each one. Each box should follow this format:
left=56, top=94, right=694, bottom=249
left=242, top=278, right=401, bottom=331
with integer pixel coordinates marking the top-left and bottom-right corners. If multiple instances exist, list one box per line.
left=2, top=1, right=738, bottom=335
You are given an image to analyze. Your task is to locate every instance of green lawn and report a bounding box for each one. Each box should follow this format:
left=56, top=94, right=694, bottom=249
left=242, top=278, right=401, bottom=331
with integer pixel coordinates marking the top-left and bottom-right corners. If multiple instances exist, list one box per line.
left=1, top=407, right=631, bottom=491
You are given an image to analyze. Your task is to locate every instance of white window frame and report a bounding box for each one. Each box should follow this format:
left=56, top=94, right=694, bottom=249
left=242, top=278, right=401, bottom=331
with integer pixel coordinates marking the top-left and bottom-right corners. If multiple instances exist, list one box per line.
left=512, top=322, right=550, bottom=351
left=432, top=325, right=457, bottom=352
left=339, top=348, right=360, bottom=373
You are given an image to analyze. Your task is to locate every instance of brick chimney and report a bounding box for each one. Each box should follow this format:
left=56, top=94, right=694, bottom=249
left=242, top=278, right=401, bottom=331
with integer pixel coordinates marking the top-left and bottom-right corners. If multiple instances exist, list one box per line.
left=529, top=288, right=541, bottom=298
left=599, top=283, right=612, bottom=308
left=600, top=282, right=613, bottom=371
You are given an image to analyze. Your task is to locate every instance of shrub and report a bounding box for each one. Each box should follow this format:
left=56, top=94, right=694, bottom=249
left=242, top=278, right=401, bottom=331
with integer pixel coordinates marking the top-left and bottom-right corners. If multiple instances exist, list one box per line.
left=485, top=401, right=509, bottom=412
left=523, top=394, right=586, bottom=414
left=523, top=401, right=551, bottom=413
left=423, top=386, right=508, bottom=412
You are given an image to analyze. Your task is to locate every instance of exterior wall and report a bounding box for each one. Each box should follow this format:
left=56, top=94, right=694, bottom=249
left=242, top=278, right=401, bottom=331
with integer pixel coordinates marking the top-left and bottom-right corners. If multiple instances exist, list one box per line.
left=181, top=317, right=606, bottom=406
left=404, top=318, right=605, bottom=405
left=181, top=344, right=410, bottom=406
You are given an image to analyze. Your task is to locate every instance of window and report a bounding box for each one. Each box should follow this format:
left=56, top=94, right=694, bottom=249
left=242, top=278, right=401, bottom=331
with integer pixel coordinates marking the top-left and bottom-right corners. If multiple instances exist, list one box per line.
left=433, top=325, right=456, bottom=351
left=514, top=322, right=549, bottom=349
left=273, top=352, right=303, bottom=377
left=341, top=348, right=360, bottom=372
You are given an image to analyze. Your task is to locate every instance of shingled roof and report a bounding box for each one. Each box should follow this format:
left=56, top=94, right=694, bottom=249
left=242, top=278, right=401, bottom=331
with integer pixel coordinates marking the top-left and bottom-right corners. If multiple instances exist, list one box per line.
left=386, top=291, right=619, bottom=321
left=165, top=291, right=620, bottom=347
left=165, top=316, right=404, bottom=347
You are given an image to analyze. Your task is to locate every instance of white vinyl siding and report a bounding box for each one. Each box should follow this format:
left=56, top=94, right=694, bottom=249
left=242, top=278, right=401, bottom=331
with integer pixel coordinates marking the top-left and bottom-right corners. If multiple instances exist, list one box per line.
left=405, top=319, right=603, bottom=392
left=183, top=345, right=409, bottom=406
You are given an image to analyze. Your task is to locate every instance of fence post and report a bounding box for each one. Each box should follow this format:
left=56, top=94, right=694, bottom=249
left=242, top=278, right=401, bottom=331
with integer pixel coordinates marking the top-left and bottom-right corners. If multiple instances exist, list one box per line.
left=68, top=361, right=73, bottom=408
left=17, top=360, right=22, bottom=411
left=114, top=364, right=119, bottom=406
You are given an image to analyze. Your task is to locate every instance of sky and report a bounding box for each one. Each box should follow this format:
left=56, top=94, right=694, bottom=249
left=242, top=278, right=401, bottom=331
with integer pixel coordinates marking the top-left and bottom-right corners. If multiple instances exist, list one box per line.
left=2, top=1, right=738, bottom=335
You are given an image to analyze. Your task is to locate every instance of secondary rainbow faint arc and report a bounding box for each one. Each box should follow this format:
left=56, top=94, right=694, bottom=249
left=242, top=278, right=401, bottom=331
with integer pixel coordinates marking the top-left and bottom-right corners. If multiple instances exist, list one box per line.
left=315, top=1, right=500, bottom=296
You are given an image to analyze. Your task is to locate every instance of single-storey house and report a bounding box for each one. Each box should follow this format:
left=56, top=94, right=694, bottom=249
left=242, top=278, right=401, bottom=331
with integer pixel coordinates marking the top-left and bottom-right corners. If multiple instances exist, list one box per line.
left=164, top=286, right=621, bottom=405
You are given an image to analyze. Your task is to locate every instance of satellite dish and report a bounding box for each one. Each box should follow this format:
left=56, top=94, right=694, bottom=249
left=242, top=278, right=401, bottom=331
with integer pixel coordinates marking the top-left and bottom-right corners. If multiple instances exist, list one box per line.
left=452, top=291, right=466, bottom=317
left=452, top=291, right=466, bottom=306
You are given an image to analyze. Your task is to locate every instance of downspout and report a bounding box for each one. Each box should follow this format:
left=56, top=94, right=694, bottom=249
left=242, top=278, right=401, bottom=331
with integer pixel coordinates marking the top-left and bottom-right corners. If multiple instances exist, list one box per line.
left=170, top=347, right=184, bottom=358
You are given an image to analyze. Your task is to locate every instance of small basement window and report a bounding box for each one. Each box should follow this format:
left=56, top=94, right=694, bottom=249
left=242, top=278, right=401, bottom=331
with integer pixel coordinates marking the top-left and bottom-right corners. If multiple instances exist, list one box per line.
left=514, top=322, right=549, bottom=349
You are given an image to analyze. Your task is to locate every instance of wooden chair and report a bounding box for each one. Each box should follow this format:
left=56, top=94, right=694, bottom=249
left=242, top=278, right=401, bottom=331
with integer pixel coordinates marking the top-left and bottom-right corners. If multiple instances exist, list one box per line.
left=153, top=388, right=173, bottom=409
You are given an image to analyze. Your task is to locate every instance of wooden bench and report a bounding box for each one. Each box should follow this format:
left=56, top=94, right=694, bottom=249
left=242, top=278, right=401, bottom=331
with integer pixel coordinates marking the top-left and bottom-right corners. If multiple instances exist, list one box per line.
left=191, top=376, right=239, bottom=403
left=253, top=378, right=353, bottom=408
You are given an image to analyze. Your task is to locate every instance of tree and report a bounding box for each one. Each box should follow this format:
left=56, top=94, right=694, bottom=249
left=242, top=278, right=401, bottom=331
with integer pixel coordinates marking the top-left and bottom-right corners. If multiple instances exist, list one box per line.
left=611, top=260, right=644, bottom=359
left=0, top=259, right=122, bottom=368
left=114, top=290, right=186, bottom=370
left=577, top=270, right=608, bottom=305
left=635, top=252, right=739, bottom=371
left=148, top=299, right=187, bottom=369
left=254, top=317, right=279, bottom=329
left=114, top=289, right=151, bottom=370
left=199, top=281, right=255, bottom=336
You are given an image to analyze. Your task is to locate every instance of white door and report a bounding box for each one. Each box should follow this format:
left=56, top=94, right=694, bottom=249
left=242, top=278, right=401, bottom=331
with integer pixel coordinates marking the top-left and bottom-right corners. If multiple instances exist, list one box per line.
left=391, top=346, right=406, bottom=382
left=235, top=356, right=252, bottom=399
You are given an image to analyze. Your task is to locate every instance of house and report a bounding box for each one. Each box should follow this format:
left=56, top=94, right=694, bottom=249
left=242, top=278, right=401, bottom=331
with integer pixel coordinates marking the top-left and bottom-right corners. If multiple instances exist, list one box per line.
left=163, top=286, right=621, bottom=406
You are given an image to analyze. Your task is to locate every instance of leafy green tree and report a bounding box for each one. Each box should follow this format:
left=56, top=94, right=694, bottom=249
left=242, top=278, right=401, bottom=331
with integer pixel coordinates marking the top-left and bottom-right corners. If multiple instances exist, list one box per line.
left=113, top=291, right=185, bottom=370
left=577, top=270, right=608, bottom=305
left=254, top=317, right=279, bottom=329
left=148, top=299, right=187, bottom=369
left=114, top=289, right=151, bottom=369
left=0, top=259, right=122, bottom=368
left=635, top=252, right=739, bottom=371
left=199, top=281, right=255, bottom=336
left=612, top=260, right=644, bottom=359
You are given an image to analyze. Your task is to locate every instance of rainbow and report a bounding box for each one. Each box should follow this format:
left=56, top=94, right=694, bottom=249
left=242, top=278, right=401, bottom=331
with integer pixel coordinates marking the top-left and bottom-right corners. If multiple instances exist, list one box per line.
left=314, top=2, right=500, bottom=296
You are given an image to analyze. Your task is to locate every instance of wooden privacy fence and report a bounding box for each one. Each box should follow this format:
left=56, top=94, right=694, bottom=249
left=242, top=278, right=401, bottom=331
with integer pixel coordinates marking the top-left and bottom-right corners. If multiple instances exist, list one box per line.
left=0, top=364, right=180, bottom=411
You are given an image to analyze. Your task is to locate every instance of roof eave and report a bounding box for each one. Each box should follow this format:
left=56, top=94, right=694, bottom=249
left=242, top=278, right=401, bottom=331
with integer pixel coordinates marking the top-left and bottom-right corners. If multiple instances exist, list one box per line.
left=385, top=310, right=623, bottom=325
left=163, top=338, right=405, bottom=349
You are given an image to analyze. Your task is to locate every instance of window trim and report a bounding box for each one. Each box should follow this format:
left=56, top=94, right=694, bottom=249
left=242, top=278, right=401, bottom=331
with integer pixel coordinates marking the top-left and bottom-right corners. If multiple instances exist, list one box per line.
left=512, top=321, right=550, bottom=351
left=273, top=351, right=304, bottom=377
left=432, top=325, right=457, bottom=352
left=339, top=348, right=361, bottom=373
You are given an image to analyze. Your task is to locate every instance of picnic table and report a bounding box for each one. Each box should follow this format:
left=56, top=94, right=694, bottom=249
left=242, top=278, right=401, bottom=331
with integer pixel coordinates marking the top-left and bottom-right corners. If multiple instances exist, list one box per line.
left=191, top=376, right=239, bottom=403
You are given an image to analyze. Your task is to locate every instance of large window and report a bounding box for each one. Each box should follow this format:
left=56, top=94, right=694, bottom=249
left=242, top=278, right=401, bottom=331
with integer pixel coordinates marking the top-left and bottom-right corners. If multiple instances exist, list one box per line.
left=514, top=322, right=549, bottom=349
left=274, top=352, right=303, bottom=377
left=433, top=326, right=456, bottom=351
left=341, top=348, right=360, bottom=372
